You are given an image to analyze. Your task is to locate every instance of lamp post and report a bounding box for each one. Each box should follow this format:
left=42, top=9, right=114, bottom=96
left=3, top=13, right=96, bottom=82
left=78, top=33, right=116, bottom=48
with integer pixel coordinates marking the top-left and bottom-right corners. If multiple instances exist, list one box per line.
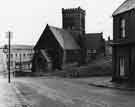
left=3, top=31, right=13, bottom=83
left=3, top=44, right=10, bottom=83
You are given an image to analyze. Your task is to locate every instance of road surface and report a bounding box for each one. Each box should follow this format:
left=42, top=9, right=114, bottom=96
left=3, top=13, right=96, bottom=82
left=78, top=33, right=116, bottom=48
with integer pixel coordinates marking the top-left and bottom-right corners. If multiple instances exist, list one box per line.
left=12, top=76, right=135, bottom=107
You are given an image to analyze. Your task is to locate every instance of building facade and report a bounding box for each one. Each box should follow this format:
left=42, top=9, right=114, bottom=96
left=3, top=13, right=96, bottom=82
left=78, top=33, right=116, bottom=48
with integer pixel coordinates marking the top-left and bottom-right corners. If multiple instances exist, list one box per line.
left=2, top=45, right=34, bottom=73
left=111, top=0, right=135, bottom=82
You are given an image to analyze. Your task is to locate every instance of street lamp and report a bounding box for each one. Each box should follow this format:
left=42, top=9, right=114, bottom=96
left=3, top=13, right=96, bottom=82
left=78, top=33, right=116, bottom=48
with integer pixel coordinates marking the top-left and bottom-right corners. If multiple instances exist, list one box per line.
left=3, top=44, right=10, bottom=83
left=3, top=31, right=13, bottom=83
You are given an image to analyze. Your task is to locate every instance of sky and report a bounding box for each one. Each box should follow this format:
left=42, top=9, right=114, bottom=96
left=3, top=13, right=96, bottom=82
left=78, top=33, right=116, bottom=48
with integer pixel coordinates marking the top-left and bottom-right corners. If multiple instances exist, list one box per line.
left=0, top=0, right=125, bottom=46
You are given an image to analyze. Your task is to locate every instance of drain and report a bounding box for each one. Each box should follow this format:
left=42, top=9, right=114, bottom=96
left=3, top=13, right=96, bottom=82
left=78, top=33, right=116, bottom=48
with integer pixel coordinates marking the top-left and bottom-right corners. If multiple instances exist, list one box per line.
left=14, top=103, right=33, bottom=107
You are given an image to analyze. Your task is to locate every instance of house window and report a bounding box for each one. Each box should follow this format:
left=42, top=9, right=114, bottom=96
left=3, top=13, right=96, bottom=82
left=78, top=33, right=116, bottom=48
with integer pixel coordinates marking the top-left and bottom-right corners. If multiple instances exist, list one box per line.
left=120, top=19, right=126, bottom=38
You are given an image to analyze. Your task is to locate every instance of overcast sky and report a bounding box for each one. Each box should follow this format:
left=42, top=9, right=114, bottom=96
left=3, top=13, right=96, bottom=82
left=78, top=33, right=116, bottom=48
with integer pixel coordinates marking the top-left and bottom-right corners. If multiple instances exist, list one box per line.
left=0, top=0, right=125, bottom=46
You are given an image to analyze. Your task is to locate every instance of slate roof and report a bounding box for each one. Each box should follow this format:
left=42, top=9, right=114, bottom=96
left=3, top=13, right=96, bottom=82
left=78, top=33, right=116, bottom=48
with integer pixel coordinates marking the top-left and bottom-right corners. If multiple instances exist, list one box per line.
left=35, top=24, right=80, bottom=50
left=113, top=0, right=135, bottom=16
left=83, top=33, right=104, bottom=49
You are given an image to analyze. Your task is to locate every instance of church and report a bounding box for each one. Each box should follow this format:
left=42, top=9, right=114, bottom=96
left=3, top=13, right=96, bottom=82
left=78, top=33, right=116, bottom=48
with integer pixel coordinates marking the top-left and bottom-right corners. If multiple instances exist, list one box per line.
left=32, top=7, right=105, bottom=71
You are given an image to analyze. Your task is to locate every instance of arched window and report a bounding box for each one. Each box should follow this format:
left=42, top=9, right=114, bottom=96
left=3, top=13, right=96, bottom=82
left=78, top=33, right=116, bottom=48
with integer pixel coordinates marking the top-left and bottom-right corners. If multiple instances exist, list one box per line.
left=120, top=19, right=126, bottom=38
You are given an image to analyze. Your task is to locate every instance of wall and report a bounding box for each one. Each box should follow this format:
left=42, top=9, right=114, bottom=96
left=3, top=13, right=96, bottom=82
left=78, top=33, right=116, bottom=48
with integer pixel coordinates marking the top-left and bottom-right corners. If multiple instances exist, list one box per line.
left=64, top=49, right=81, bottom=64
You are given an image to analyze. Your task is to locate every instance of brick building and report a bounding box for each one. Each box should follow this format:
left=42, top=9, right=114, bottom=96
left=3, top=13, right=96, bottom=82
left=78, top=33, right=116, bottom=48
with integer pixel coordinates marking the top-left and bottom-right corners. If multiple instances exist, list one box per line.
left=111, top=0, right=135, bottom=82
left=33, top=7, right=105, bottom=71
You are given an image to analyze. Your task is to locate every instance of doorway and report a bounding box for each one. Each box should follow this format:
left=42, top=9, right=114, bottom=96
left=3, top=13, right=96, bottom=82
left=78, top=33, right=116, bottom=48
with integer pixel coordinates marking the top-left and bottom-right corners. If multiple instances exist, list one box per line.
left=119, top=56, right=125, bottom=77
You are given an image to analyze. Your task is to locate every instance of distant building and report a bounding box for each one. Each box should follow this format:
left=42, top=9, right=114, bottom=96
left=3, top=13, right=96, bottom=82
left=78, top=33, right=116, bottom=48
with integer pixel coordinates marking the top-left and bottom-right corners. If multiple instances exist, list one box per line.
left=1, top=45, right=34, bottom=73
left=111, top=0, right=135, bottom=82
left=83, top=33, right=105, bottom=62
left=33, top=7, right=105, bottom=71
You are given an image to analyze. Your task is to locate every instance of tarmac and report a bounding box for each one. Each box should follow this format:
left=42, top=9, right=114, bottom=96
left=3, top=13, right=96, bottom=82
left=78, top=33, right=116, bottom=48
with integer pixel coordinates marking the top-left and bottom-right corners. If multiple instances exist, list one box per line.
left=87, top=77, right=135, bottom=91
left=1, top=75, right=135, bottom=107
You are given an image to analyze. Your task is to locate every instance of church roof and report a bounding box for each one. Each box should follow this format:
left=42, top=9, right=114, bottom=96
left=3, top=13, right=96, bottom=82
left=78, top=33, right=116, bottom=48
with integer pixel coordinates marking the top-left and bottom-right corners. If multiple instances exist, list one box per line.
left=49, top=25, right=80, bottom=49
left=113, top=0, right=135, bottom=16
left=35, top=24, right=80, bottom=50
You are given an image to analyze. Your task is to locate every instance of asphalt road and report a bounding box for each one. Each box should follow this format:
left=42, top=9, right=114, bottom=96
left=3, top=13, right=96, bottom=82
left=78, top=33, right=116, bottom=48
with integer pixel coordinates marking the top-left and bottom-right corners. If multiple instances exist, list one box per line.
left=12, top=76, right=135, bottom=107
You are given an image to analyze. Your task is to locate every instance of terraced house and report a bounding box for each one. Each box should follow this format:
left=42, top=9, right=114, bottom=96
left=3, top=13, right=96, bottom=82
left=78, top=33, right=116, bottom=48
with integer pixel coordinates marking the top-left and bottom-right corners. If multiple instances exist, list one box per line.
left=33, top=7, right=105, bottom=71
left=111, top=0, right=135, bottom=82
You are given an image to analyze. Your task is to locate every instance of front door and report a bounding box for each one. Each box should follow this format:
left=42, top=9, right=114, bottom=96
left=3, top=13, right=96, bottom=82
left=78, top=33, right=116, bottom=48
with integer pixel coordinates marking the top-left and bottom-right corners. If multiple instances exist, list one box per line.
left=119, top=56, right=125, bottom=77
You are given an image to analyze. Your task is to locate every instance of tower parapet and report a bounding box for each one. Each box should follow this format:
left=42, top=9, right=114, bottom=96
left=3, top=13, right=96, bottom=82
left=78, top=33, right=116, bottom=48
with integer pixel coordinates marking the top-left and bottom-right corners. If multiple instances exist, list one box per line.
left=62, top=7, right=86, bottom=40
left=62, top=7, right=85, bottom=15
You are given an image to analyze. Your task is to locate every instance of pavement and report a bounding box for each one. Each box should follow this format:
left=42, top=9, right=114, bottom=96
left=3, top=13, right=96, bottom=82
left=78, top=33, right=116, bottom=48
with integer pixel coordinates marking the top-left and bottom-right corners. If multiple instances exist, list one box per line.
left=0, top=75, right=34, bottom=107
left=70, top=76, right=135, bottom=91
left=89, top=79, right=135, bottom=91
left=0, top=76, right=21, bottom=107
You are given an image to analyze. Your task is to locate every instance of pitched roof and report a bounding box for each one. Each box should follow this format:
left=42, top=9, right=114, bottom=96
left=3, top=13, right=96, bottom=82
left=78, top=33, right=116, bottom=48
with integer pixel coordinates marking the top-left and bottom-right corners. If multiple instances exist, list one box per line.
left=50, top=25, right=80, bottom=49
left=83, top=33, right=104, bottom=49
left=35, top=24, right=80, bottom=50
left=113, top=0, right=135, bottom=16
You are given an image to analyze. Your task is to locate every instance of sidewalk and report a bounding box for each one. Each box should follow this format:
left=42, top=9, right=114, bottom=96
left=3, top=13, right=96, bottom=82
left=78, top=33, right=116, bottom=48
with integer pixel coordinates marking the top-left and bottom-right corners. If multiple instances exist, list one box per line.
left=85, top=76, right=135, bottom=91
left=0, top=76, right=21, bottom=107
left=71, top=76, right=135, bottom=91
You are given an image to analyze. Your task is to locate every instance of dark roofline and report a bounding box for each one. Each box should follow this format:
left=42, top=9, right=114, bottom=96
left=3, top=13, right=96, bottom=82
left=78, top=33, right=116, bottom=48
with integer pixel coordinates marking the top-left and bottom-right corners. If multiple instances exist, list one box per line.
left=113, top=8, right=135, bottom=17
left=112, top=0, right=135, bottom=16
left=34, top=23, right=80, bottom=50
left=112, top=0, right=127, bottom=16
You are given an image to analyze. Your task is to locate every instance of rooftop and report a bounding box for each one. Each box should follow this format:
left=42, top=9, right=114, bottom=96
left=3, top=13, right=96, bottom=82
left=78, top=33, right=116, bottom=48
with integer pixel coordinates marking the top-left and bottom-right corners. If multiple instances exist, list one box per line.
left=35, top=24, right=80, bottom=50
left=113, top=0, right=135, bottom=16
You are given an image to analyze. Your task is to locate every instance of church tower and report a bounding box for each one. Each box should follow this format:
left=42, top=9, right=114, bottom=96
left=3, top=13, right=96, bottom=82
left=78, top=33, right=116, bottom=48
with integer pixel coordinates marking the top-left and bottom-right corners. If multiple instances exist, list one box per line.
left=62, top=7, right=85, bottom=40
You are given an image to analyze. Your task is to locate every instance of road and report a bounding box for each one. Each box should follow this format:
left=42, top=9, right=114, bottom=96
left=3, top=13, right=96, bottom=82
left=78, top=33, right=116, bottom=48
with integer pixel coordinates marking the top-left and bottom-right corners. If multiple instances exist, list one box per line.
left=13, top=76, right=135, bottom=107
